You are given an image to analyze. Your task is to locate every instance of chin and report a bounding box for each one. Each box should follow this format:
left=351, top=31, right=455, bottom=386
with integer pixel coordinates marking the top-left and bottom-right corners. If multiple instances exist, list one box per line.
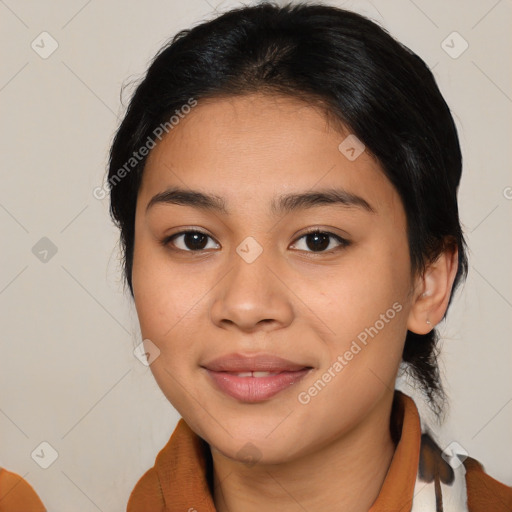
left=209, top=434, right=303, bottom=466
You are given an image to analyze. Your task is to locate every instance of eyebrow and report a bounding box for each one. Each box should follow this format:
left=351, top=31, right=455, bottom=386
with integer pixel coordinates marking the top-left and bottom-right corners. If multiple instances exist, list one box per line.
left=145, top=186, right=375, bottom=215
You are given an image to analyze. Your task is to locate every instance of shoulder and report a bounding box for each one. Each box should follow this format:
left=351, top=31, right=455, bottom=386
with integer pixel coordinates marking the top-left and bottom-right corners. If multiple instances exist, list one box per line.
left=127, top=419, right=194, bottom=511
left=126, top=466, right=165, bottom=512
left=464, top=456, right=512, bottom=512
left=0, top=468, right=46, bottom=511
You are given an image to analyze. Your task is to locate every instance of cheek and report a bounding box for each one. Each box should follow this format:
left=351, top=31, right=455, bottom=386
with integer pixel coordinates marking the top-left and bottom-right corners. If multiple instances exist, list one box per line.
left=132, top=237, right=204, bottom=356
left=312, top=236, right=412, bottom=392
left=131, top=243, right=208, bottom=414
left=320, top=246, right=410, bottom=334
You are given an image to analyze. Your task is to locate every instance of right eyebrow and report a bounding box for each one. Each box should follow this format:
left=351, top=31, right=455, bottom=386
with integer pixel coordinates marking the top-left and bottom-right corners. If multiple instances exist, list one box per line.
left=146, top=187, right=228, bottom=215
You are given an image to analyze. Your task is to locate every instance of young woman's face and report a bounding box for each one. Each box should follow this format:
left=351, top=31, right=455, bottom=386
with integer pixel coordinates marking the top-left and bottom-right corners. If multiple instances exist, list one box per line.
left=132, top=93, right=417, bottom=464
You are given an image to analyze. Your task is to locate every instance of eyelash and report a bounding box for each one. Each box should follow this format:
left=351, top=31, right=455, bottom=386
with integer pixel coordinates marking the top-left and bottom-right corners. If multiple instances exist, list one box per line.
left=160, top=228, right=351, bottom=255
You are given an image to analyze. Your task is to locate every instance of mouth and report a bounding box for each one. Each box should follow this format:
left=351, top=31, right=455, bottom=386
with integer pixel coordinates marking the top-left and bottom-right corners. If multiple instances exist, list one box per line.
left=201, top=353, right=313, bottom=403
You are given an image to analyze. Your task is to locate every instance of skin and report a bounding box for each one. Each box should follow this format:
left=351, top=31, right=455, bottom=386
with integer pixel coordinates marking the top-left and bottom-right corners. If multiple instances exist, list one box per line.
left=131, top=92, right=458, bottom=511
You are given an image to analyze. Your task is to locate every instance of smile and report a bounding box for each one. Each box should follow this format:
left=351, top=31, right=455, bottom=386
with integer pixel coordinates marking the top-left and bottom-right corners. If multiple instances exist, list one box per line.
left=202, top=353, right=312, bottom=402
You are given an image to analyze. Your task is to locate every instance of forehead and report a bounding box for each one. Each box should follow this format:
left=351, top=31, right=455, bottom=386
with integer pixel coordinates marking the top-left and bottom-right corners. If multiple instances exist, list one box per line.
left=138, top=93, right=400, bottom=218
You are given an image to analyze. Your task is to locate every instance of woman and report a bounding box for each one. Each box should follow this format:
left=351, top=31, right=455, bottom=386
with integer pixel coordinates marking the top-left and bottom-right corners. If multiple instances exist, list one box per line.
left=106, top=3, right=512, bottom=510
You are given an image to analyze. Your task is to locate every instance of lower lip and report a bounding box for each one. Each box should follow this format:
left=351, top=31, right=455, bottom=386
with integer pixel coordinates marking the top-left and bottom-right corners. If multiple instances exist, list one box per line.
left=205, top=369, right=311, bottom=402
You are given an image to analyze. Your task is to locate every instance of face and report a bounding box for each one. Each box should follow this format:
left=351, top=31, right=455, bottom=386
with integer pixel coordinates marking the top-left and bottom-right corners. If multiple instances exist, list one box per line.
left=131, top=93, right=416, bottom=464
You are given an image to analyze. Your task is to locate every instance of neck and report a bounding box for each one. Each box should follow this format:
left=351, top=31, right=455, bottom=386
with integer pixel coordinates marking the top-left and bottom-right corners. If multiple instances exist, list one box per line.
left=212, top=391, right=397, bottom=512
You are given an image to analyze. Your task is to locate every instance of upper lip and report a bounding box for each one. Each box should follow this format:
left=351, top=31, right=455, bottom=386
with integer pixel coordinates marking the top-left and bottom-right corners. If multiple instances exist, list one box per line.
left=202, top=353, right=311, bottom=372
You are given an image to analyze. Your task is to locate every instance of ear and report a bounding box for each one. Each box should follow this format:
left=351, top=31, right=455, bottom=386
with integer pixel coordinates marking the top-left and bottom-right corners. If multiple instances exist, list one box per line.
left=407, top=245, right=459, bottom=335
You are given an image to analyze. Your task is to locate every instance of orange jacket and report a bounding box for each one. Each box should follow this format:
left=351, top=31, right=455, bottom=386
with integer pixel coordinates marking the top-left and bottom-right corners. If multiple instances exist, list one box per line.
left=0, top=469, right=46, bottom=512
left=127, top=391, right=512, bottom=511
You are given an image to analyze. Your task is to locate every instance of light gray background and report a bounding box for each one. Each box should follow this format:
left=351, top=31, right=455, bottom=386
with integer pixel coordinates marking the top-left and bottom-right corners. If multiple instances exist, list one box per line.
left=1, top=0, right=511, bottom=510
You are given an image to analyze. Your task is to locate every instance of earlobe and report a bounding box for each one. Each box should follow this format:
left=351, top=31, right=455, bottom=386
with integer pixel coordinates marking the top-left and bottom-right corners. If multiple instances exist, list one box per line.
left=407, top=246, right=459, bottom=335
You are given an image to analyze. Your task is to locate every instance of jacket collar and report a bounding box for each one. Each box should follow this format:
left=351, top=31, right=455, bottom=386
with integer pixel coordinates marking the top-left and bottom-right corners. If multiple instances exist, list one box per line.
left=152, top=390, right=422, bottom=511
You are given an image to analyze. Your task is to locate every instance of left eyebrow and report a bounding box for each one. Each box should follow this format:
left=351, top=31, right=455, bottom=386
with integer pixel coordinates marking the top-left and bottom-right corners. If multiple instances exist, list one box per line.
left=145, top=186, right=376, bottom=216
left=271, top=188, right=376, bottom=216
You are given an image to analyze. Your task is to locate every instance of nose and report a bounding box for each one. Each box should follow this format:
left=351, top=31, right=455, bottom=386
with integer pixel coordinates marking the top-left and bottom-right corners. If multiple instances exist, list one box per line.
left=209, top=244, right=294, bottom=333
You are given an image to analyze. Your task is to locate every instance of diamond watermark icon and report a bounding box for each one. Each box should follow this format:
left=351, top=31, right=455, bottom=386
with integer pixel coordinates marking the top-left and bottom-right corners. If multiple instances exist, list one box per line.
left=32, top=237, right=58, bottom=263
left=236, top=442, right=262, bottom=467
left=441, top=32, right=468, bottom=59
left=31, top=32, right=59, bottom=59
left=441, top=440, right=468, bottom=469
left=31, top=441, right=59, bottom=469
left=134, top=339, right=161, bottom=366
left=236, top=236, right=263, bottom=264
left=338, top=134, right=365, bottom=161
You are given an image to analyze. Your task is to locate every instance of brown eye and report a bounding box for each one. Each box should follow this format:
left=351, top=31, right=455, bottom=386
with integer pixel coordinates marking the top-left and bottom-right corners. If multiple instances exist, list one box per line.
left=163, top=230, right=219, bottom=252
left=291, top=230, right=350, bottom=253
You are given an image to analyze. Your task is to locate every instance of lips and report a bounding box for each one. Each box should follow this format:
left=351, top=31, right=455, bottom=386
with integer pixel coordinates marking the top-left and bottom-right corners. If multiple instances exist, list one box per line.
left=203, top=353, right=309, bottom=372
left=202, top=353, right=312, bottom=402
